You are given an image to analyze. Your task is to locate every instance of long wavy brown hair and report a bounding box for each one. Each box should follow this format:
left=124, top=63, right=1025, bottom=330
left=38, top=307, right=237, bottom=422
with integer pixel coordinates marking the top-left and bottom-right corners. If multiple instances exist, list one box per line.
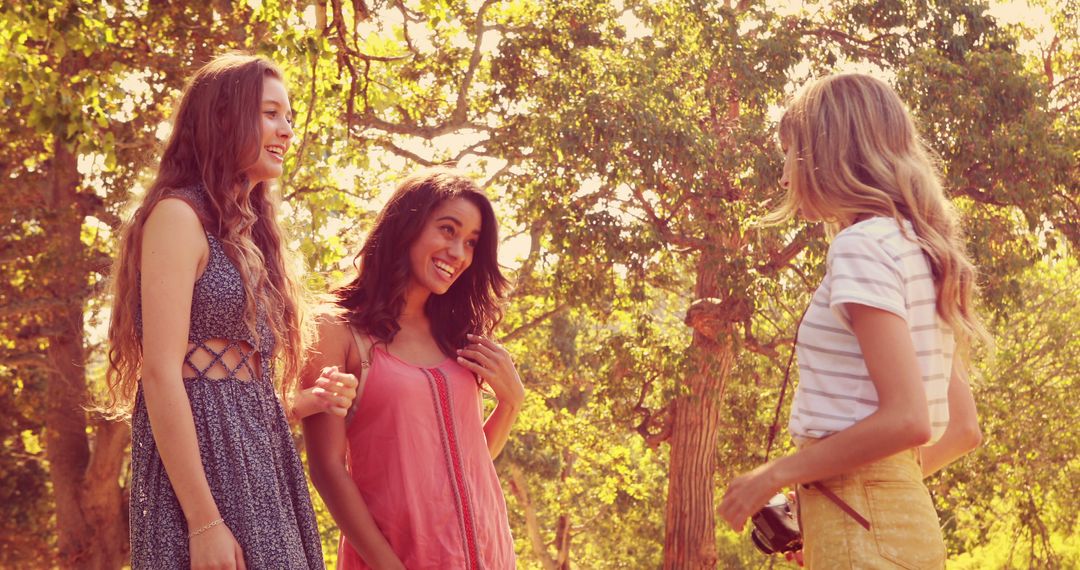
left=767, top=73, right=990, bottom=359
left=103, top=54, right=308, bottom=417
left=335, top=168, right=509, bottom=357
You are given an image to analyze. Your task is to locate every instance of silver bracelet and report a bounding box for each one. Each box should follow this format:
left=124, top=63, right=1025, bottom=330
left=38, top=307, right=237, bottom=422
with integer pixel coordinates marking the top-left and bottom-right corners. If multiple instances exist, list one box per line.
left=189, top=517, right=225, bottom=538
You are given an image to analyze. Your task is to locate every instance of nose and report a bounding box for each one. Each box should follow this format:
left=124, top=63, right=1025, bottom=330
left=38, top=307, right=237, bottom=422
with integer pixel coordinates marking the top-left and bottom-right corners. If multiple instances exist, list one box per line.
left=447, top=238, right=465, bottom=260
left=278, top=118, right=294, bottom=142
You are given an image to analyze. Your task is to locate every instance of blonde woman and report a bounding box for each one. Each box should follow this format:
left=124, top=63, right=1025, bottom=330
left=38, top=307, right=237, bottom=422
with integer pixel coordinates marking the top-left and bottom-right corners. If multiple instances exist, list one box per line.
left=719, top=73, right=987, bottom=569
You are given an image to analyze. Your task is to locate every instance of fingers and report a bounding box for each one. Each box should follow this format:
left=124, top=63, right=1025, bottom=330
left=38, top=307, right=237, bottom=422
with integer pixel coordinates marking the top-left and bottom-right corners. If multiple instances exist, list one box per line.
left=457, top=347, right=495, bottom=371
left=464, top=342, right=500, bottom=362
left=718, top=489, right=751, bottom=532
left=456, top=354, right=492, bottom=377
left=328, top=369, right=358, bottom=387
left=234, top=540, right=247, bottom=570
left=311, top=370, right=359, bottom=416
left=466, top=333, right=503, bottom=352
left=316, top=373, right=358, bottom=396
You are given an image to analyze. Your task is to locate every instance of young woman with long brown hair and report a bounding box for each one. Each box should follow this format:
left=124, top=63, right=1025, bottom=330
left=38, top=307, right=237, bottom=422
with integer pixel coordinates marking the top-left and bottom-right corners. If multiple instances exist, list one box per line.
left=719, top=73, right=988, bottom=568
left=302, top=168, right=521, bottom=569
left=105, top=54, right=356, bottom=569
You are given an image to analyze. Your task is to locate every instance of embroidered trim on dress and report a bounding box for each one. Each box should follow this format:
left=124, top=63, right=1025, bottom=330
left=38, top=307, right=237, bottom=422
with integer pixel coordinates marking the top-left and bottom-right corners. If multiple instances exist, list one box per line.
left=424, top=367, right=482, bottom=570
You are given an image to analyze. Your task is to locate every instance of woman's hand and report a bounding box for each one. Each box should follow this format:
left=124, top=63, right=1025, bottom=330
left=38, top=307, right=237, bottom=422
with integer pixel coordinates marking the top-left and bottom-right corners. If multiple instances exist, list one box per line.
left=718, top=462, right=782, bottom=533
left=190, top=522, right=246, bottom=570
left=293, top=366, right=360, bottom=420
left=784, top=491, right=804, bottom=566
left=456, top=334, right=525, bottom=408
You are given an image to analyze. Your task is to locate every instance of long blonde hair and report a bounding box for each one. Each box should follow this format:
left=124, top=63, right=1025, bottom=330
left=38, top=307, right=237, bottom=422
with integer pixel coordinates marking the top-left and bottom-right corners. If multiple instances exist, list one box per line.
left=769, top=73, right=989, bottom=356
left=103, top=54, right=309, bottom=417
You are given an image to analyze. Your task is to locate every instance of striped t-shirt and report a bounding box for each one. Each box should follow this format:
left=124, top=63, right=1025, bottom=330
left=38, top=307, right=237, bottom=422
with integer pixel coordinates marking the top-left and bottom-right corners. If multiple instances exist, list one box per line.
left=788, top=216, right=954, bottom=444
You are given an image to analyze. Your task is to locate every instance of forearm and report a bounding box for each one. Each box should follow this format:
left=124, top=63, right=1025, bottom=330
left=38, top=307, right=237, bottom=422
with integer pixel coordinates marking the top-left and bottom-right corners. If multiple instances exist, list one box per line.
left=142, top=371, right=220, bottom=527
left=483, top=400, right=521, bottom=459
left=309, top=463, right=402, bottom=570
left=768, top=409, right=931, bottom=489
left=919, top=433, right=974, bottom=477
left=920, top=370, right=981, bottom=477
left=289, top=388, right=323, bottom=423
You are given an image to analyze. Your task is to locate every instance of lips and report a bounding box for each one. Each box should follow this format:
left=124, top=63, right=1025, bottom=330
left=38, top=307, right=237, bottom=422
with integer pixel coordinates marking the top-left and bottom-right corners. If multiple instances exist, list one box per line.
left=265, top=145, right=286, bottom=162
left=433, top=259, right=456, bottom=281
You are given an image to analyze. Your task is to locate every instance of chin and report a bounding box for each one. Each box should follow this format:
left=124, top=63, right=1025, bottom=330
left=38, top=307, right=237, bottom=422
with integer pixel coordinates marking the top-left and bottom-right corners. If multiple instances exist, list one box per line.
left=434, top=278, right=460, bottom=296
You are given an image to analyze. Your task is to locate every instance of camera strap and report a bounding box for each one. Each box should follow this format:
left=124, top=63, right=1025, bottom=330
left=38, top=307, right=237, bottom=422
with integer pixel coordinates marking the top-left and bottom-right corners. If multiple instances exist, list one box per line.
left=763, top=307, right=805, bottom=461
left=764, top=306, right=871, bottom=532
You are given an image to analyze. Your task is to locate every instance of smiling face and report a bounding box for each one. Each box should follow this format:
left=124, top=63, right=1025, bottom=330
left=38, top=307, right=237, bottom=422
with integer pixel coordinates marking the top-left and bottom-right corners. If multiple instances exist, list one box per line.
left=407, top=197, right=482, bottom=296
left=244, top=76, right=294, bottom=187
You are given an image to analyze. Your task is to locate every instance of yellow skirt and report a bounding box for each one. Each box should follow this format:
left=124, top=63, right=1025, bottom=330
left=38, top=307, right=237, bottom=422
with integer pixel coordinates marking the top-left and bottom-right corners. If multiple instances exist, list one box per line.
left=795, top=442, right=946, bottom=569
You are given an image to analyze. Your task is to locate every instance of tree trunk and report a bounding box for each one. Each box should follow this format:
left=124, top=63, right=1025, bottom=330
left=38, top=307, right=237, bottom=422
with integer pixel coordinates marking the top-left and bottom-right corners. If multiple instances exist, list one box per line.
left=662, top=252, right=738, bottom=569
left=43, top=123, right=129, bottom=570
left=508, top=463, right=559, bottom=570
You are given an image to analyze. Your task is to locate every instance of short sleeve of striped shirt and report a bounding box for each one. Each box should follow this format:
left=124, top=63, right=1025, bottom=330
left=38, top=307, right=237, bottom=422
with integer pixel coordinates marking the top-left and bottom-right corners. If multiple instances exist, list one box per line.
left=826, top=231, right=906, bottom=330
left=788, top=217, right=954, bottom=443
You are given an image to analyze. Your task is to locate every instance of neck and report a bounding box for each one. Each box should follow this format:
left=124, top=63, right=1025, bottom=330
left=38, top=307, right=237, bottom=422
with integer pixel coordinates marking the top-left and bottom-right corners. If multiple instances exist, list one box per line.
left=401, top=283, right=431, bottom=322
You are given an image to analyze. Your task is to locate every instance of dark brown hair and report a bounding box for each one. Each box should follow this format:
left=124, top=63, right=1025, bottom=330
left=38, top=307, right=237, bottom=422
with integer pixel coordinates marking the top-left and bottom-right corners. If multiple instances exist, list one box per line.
left=335, top=168, right=509, bottom=356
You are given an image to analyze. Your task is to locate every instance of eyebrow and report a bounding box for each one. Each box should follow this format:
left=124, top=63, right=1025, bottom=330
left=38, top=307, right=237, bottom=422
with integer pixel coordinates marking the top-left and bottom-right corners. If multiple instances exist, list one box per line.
left=436, top=215, right=481, bottom=235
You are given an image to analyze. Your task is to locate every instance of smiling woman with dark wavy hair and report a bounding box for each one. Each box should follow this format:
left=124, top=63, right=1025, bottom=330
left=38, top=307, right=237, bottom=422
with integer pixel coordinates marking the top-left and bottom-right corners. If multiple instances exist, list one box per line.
left=301, top=168, right=520, bottom=569
left=334, top=168, right=508, bottom=355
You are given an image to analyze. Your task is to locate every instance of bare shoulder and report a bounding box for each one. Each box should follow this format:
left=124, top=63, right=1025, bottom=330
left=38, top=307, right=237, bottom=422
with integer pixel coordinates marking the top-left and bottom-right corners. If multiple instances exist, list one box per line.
left=313, top=310, right=354, bottom=354
left=140, top=198, right=210, bottom=277
left=143, top=197, right=206, bottom=243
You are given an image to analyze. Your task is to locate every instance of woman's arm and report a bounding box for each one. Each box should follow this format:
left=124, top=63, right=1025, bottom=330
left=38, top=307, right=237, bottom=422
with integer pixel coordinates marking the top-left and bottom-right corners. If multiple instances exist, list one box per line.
left=720, top=304, right=932, bottom=531
left=301, top=318, right=403, bottom=570
left=456, top=334, right=524, bottom=459
left=919, top=360, right=982, bottom=477
left=482, top=397, right=522, bottom=459
left=140, top=199, right=245, bottom=569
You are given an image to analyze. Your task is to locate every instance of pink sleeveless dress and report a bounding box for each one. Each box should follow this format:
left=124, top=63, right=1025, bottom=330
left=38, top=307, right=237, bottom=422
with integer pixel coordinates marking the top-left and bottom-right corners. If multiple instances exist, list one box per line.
left=339, top=345, right=516, bottom=570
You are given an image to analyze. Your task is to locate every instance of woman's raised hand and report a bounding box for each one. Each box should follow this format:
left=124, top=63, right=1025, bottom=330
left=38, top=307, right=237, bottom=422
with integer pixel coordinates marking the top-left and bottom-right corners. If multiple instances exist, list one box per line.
left=456, top=334, right=525, bottom=407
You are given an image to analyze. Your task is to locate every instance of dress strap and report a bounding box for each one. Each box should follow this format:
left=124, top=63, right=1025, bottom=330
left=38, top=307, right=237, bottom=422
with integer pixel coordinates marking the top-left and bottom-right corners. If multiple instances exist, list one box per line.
left=344, top=326, right=373, bottom=427
left=162, top=185, right=213, bottom=231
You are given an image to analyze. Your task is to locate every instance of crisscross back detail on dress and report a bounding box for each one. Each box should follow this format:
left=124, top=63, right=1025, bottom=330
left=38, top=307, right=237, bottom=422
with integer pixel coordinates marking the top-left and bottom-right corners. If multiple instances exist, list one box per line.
left=182, top=338, right=260, bottom=382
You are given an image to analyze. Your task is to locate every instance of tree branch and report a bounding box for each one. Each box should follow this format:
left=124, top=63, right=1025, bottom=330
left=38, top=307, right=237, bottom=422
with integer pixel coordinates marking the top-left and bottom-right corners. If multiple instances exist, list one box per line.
left=629, top=185, right=708, bottom=250
left=742, top=329, right=792, bottom=359
left=453, top=138, right=493, bottom=162
left=0, top=298, right=68, bottom=319
left=455, top=0, right=497, bottom=125
left=500, top=304, right=569, bottom=343
left=755, top=225, right=819, bottom=275
left=369, top=138, right=436, bottom=166
left=628, top=363, right=672, bottom=449
left=356, top=113, right=494, bottom=139
left=0, top=351, right=54, bottom=373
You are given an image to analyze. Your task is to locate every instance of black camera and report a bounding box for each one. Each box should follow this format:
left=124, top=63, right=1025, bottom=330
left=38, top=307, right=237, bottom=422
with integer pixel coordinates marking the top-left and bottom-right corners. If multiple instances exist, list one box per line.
left=750, top=493, right=802, bottom=554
